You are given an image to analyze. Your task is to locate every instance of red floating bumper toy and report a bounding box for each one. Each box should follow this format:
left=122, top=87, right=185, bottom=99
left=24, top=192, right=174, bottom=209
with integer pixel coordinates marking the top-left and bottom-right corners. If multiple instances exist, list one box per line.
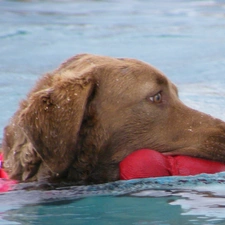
left=0, top=154, right=17, bottom=192
left=120, top=149, right=225, bottom=180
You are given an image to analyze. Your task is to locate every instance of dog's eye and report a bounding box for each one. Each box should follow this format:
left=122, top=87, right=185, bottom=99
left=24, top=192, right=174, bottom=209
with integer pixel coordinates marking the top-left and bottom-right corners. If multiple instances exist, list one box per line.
left=149, top=92, right=162, bottom=103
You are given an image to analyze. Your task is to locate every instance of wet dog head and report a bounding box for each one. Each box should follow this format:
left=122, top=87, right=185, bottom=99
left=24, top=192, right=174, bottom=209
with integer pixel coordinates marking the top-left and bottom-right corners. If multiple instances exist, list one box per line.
left=3, top=54, right=225, bottom=183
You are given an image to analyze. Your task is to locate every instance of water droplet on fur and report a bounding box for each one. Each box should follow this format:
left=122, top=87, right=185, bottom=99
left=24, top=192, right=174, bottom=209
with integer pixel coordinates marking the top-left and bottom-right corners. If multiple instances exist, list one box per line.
left=188, top=126, right=193, bottom=132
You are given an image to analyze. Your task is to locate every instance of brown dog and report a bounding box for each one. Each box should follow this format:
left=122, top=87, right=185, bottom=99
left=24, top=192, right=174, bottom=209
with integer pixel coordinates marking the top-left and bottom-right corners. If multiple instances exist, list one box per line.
left=2, top=54, right=225, bottom=184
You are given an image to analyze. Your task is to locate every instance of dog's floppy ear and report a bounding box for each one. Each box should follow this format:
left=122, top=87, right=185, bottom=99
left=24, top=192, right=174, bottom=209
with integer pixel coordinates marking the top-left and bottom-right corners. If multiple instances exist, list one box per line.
left=19, top=75, right=95, bottom=180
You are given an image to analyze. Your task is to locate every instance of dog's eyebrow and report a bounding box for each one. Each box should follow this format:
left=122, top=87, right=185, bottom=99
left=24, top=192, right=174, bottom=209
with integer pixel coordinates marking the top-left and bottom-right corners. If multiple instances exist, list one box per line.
left=156, top=76, right=168, bottom=86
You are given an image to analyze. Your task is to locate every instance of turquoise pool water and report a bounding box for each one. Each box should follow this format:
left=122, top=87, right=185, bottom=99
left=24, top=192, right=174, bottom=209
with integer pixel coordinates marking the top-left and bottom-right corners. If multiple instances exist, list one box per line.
left=1, top=0, right=225, bottom=224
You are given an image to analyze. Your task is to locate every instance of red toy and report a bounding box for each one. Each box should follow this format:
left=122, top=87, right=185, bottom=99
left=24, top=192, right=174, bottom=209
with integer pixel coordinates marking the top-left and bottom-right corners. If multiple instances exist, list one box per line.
left=120, top=149, right=225, bottom=180
left=0, top=154, right=17, bottom=192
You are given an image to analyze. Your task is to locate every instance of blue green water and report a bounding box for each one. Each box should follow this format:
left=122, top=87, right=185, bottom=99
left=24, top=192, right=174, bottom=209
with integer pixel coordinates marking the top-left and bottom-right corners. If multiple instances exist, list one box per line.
left=0, top=195, right=215, bottom=225
left=1, top=0, right=225, bottom=224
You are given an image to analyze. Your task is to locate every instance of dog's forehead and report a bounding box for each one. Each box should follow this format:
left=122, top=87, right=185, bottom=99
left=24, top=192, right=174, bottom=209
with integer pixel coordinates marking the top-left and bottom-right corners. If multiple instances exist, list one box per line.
left=59, top=54, right=169, bottom=84
left=91, top=58, right=174, bottom=103
left=101, top=58, right=170, bottom=91
left=57, top=54, right=171, bottom=94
